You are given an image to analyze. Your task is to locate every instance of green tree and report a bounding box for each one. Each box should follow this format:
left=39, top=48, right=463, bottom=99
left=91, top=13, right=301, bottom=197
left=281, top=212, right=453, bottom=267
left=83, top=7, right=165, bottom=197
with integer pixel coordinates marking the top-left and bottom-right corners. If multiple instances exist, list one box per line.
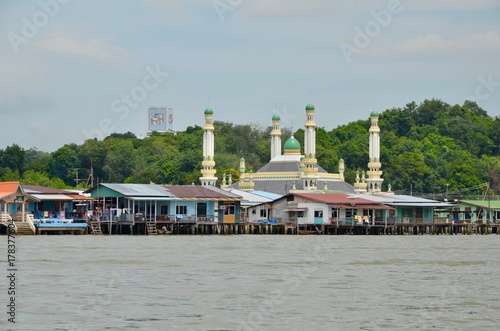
left=48, top=145, right=80, bottom=185
left=102, top=140, right=136, bottom=182
left=1, top=144, right=26, bottom=176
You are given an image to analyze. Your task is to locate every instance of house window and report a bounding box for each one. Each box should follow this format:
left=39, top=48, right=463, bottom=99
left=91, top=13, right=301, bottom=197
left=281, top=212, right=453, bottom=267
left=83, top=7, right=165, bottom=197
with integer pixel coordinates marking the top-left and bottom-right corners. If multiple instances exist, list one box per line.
left=260, top=209, right=267, bottom=217
left=298, top=211, right=304, bottom=218
left=346, top=209, right=356, bottom=218
left=314, top=210, right=323, bottom=218
left=224, top=205, right=235, bottom=215
left=176, top=205, right=187, bottom=215
left=331, top=208, right=339, bottom=218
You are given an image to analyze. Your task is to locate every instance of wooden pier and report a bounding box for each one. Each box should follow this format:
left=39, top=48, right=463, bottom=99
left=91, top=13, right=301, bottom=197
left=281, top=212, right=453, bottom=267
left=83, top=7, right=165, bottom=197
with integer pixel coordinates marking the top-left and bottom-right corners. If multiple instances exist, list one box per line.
left=82, top=220, right=500, bottom=236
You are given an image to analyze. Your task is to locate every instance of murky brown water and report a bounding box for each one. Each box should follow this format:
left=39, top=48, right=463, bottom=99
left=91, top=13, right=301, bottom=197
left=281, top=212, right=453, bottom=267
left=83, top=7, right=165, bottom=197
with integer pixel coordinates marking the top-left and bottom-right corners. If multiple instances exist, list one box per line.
left=1, top=235, right=499, bottom=330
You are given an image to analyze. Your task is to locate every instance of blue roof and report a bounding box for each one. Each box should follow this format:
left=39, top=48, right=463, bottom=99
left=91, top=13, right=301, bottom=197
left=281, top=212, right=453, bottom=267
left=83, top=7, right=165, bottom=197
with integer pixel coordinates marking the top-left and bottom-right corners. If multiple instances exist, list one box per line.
left=251, top=190, right=282, bottom=200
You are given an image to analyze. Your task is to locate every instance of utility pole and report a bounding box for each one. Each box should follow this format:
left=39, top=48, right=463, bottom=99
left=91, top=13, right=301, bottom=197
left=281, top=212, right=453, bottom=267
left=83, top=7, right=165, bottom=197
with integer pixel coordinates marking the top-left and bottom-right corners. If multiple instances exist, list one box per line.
left=70, top=168, right=87, bottom=187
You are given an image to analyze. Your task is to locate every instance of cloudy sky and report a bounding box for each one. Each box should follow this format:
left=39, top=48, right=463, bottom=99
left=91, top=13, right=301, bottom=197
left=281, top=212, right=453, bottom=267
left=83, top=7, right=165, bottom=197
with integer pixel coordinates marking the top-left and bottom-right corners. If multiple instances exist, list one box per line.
left=1, top=0, right=499, bottom=152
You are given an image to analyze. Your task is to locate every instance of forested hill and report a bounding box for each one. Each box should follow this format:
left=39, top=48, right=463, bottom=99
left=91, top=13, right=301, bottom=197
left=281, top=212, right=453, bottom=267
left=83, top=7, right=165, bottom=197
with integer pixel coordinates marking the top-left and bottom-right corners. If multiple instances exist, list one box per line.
left=1, top=99, right=499, bottom=195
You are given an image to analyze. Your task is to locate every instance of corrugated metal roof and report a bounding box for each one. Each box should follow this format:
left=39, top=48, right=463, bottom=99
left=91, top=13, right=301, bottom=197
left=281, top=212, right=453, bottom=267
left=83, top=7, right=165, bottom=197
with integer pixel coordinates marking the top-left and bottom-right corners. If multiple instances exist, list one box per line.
left=101, top=183, right=172, bottom=197
left=30, top=194, right=74, bottom=201
left=251, top=190, right=282, bottom=200
left=294, top=192, right=383, bottom=205
left=223, top=188, right=273, bottom=205
left=358, top=194, right=437, bottom=203
left=166, top=185, right=242, bottom=200
left=23, top=186, right=93, bottom=200
left=98, top=183, right=242, bottom=200
left=356, top=194, right=455, bottom=207
left=388, top=202, right=454, bottom=207
left=24, top=185, right=69, bottom=194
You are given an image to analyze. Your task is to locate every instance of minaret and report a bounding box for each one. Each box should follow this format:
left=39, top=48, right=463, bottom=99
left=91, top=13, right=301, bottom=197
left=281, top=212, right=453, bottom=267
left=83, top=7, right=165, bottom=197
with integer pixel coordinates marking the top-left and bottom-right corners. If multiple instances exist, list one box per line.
left=339, top=158, right=345, bottom=182
left=239, top=157, right=246, bottom=175
left=301, top=103, right=319, bottom=189
left=366, top=111, right=383, bottom=193
left=271, top=114, right=281, bottom=159
left=200, top=107, right=217, bottom=186
left=304, top=103, right=316, bottom=159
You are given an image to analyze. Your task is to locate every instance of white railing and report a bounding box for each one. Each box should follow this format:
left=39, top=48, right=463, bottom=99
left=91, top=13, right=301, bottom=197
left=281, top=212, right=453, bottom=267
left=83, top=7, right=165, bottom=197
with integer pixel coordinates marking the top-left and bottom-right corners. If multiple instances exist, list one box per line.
left=26, top=214, right=36, bottom=234
left=1, top=213, right=13, bottom=224
left=1, top=213, right=15, bottom=231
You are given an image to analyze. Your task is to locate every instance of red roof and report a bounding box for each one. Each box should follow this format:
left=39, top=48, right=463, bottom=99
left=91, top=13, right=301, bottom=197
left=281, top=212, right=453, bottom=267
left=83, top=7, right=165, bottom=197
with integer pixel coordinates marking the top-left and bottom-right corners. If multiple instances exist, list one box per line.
left=0, top=182, right=21, bottom=200
left=292, top=192, right=391, bottom=209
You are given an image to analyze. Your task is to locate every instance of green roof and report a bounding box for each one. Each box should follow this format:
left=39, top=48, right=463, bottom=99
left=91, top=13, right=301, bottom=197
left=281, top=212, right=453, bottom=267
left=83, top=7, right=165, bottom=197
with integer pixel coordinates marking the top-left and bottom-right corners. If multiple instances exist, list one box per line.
left=370, top=110, right=379, bottom=117
left=305, top=103, right=315, bottom=111
left=204, top=107, right=213, bottom=115
left=284, top=135, right=301, bottom=150
left=272, top=114, right=280, bottom=121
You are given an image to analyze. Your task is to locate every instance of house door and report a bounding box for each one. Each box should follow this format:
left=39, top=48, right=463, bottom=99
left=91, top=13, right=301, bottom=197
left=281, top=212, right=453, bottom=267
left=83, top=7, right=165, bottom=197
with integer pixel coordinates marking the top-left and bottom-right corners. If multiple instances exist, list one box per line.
left=197, top=202, right=207, bottom=222
left=416, top=208, right=423, bottom=223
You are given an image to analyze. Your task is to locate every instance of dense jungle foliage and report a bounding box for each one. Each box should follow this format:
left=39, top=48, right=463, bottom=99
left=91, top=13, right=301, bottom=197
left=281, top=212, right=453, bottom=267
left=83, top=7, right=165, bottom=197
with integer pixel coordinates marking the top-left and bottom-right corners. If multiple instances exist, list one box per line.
left=2, top=99, right=500, bottom=196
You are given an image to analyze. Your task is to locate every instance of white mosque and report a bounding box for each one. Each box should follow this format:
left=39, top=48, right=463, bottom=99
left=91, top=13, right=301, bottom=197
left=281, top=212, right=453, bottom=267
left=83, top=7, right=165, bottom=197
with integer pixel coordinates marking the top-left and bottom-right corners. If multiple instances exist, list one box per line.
left=199, top=103, right=384, bottom=196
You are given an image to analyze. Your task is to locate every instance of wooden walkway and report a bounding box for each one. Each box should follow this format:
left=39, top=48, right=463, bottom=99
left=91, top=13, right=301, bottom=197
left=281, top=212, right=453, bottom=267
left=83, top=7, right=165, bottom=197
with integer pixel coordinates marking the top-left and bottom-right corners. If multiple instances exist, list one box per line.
left=14, top=220, right=497, bottom=236
left=104, top=221, right=500, bottom=235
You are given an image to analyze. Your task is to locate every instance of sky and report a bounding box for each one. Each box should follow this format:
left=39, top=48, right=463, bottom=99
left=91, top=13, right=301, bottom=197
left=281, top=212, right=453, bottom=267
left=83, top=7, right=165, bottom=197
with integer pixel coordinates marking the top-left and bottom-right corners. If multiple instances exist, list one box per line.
left=1, top=0, right=499, bottom=152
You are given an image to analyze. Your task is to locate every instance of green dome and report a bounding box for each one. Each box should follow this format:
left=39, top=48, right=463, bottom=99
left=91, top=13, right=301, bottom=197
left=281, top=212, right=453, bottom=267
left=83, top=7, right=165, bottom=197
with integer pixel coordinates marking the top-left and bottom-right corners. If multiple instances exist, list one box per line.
left=370, top=110, right=379, bottom=117
left=339, top=158, right=344, bottom=163
left=272, top=114, right=280, bottom=121
left=204, top=107, right=213, bottom=115
left=284, top=135, right=301, bottom=151
left=305, top=103, right=315, bottom=111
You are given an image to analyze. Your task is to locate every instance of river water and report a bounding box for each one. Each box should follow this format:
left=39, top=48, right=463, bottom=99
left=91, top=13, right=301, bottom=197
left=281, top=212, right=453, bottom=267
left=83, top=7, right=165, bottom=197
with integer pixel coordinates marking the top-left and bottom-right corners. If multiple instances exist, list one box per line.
left=1, top=235, right=499, bottom=331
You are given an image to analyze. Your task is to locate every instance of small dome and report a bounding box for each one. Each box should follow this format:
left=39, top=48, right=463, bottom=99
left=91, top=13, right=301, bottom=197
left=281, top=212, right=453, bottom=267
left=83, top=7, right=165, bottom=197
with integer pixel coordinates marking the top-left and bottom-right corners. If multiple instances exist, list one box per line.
left=240, top=157, right=245, bottom=161
left=272, top=114, right=280, bottom=121
left=305, top=103, right=315, bottom=111
left=284, top=135, right=301, bottom=151
left=339, top=158, right=344, bottom=163
left=204, top=107, right=213, bottom=115
left=370, top=110, right=379, bottom=117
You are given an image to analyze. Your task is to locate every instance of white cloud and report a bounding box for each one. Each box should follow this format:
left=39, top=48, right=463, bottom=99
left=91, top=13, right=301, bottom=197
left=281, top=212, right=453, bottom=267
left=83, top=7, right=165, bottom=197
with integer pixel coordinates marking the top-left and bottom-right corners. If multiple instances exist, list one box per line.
left=33, top=29, right=130, bottom=63
left=395, top=30, right=500, bottom=54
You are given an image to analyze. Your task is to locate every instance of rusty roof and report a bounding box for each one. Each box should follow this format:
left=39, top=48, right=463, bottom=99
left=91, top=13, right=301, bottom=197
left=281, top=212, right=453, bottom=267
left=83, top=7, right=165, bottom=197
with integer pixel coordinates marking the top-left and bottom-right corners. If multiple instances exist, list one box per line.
left=291, top=192, right=391, bottom=208
left=24, top=185, right=72, bottom=195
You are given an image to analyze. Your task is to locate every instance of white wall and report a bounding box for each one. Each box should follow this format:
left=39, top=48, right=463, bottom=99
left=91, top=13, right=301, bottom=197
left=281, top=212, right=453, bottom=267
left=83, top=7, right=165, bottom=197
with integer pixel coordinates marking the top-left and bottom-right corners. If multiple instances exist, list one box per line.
left=299, top=202, right=328, bottom=224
